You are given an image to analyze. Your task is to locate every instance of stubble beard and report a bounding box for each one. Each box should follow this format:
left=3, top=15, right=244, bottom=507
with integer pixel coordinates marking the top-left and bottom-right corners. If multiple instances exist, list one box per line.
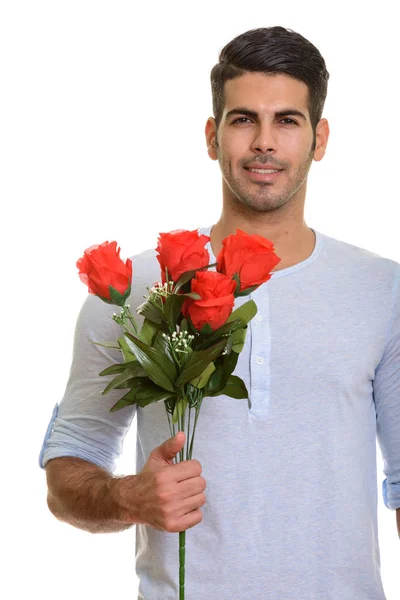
left=218, top=146, right=315, bottom=214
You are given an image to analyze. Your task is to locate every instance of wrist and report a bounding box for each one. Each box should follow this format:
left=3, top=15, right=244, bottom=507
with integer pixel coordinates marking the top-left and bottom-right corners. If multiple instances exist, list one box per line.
left=108, top=474, right=141, bottom=525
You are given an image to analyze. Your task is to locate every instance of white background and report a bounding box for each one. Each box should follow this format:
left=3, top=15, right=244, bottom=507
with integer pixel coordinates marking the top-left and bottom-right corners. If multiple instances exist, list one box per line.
left=1, top=1, right=399, bottom=598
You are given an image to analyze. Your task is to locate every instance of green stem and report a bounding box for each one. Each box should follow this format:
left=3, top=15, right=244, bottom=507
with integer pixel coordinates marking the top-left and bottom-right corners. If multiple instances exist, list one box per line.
left=170, top=342, right=181, bottom=370
left=179, top=530, right=186, bottom=600
left=186, top=406, right=191, bottom=460
left=166, top=407, right=173, bottom=438
left=166, top=392, right=204, bottom=599
left=124, top=305, right=139, bottom=335
left=179, top=395, right=185, bottom=463
left=172, top=418, right=176, bottom=449
left=176, top=395, right=189, bottom=600
left=189, top=396, right=203, bottom=459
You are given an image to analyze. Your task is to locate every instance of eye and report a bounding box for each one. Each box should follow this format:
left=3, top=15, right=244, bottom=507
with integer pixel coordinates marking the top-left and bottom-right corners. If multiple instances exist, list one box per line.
left=232, top=117, right=298, bottom=125
left=232, top=117, right=253, bottom=125
left=280, top=118, right=298, bottom=125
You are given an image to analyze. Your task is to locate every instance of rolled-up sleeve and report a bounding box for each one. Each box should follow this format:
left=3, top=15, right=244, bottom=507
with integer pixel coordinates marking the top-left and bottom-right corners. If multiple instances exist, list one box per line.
left=374, top=265, right=400, bottom=510
left=39, top=293, right=137, bottom=475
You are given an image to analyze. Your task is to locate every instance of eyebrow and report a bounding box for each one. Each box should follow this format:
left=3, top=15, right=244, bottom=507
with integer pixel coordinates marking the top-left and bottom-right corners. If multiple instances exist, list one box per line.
left=225, top=107, right=307, bottom=122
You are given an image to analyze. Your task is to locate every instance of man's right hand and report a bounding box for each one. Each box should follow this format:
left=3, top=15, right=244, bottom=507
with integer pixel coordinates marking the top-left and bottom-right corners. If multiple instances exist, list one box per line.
left=112, top=431, right=207, bottom=533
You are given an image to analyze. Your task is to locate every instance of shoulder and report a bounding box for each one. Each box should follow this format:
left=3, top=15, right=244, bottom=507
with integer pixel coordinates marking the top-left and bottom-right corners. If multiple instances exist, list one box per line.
left=320, top=231, right=400, bottom=282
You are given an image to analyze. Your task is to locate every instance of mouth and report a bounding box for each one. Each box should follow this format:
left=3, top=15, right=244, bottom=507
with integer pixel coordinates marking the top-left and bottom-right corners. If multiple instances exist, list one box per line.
left=244, top=167, right=283, bottom=182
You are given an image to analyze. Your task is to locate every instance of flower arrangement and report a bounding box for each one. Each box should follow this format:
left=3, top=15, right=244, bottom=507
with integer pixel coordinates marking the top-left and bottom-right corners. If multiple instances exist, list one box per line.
left=76, top=228, right=280, bottom=599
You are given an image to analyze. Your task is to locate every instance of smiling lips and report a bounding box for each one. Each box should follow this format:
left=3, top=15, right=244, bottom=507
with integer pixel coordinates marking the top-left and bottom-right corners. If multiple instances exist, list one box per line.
left=244, top=166, right=283, bottom=181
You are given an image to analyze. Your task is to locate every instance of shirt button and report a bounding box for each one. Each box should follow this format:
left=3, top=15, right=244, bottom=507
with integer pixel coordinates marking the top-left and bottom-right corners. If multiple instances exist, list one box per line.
left=256, top=356, right=264, bottom=365
left=255, top=314, right=263, bottom=322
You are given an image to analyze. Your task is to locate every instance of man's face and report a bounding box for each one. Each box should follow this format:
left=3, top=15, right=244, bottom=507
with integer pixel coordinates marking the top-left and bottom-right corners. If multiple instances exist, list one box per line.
left=209, top=72, right=320, bottom=213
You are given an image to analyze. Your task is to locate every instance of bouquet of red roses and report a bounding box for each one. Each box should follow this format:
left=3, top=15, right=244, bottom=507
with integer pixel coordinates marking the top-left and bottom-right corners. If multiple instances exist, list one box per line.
left=77, top=227, right=280, bottom=599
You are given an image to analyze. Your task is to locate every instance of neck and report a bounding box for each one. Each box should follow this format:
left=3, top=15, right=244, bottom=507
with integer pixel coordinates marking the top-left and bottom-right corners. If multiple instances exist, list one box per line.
left=209, top=218, right=316, bottom=272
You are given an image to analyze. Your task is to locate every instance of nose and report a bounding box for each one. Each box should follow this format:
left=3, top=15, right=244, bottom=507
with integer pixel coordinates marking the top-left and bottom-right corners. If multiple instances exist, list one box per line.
left=250, top=121, right=277, bottom=154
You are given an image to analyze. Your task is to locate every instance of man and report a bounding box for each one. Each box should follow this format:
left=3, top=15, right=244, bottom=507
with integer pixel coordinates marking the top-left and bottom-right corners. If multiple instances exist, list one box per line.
left=40, top=26, right=400, bottom=599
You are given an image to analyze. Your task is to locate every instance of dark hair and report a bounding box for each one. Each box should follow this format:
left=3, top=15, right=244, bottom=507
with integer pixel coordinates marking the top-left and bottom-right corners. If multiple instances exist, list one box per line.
left=210, top=26, right=329, bottom=149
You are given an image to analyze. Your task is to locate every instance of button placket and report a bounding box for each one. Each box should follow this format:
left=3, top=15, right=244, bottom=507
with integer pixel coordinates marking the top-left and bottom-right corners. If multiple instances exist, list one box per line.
left=248, top=289, right=271, bottom=420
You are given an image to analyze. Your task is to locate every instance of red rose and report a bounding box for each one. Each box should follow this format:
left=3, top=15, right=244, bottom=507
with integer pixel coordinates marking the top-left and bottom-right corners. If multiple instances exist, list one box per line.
left=182, top=270, right=236, bottom=332
left=217, top=229, right=281, bottom=292
left=77, top=241, right=132, bottom=306
left=156, top=229, right=211, bottom=285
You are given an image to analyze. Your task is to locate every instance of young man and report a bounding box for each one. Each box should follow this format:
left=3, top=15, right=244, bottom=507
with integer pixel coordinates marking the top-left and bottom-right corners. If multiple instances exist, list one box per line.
left=40, top=26, right=400, bottom=599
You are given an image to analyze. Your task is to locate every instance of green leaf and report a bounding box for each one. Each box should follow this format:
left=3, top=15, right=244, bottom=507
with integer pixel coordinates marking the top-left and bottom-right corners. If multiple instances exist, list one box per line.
left=221, top=349, right=239, bottom=381
left=110, top=377, right=143, bottom=390
left=110, top=392, right=137, bottom=412
left=172, top=396, right=188, bottom=424
left=118, top=335, right=137, bottom=362
left=109, top=285, right=130, bottom=307
left=210, top=374, right=249, bottom=399
left=221, top=348, right=239, bottom=382
left=179, top=345, right=193, bottom=368
left=194, top=320, right=239, bottom=351
left=139, top=318, right=159, bottom=346
left=205, top=350, right=239, bottom=396
left=184, top=311, right=201, bottom=337
left=205, top=361, right=223, bottom=396
left=152, top=330, right=177, bottom=367
left=173, top=262, right=218, bottom=293
left=99, top=361, right=142, bottom=376
left=217, top=349, right=239, bottom=393
left=163, top=294, right=187, bottom=328
left=133, top=378, right=177, bottom=408
left=176, top=338, right=227, bottom=388
left=180, top=318, right=189, bottom=332
left=99, top=363, right=128, bottom=376
left=225, top=335, right=233, bottom=354
left=231, top=327, right=247, bottom=353
left=88, top=338, right=120, bottom=350
left=101, top=363, right=147, bottom=395
left=173, top=269, right=197, bottom=293
left=173, top=268, right=205, bottom=294
left=102, top=371, right=133, bottom=394
left=136, top=298, right=163, bottom=324
left=235, top=284, right=259, bottom=297
left=199, top=322, right=214, bottom=335
left=189, top=362, right=216, bottom=389
left=110, top=380, right=176, bottom=411
left=99, top=356, right=146, bottom=377
left=123, top=333, right=177, bottom=392
left=227, top=300, right=257, bottom=327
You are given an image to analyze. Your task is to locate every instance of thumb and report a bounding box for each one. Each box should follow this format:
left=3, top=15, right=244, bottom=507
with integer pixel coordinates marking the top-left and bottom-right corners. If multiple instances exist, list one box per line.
left=153, top=431, right=186, bottom=464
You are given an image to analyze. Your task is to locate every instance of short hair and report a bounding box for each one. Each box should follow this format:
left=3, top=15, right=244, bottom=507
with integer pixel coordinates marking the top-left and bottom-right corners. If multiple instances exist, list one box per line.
left=210, top=26, right=330, bottom=145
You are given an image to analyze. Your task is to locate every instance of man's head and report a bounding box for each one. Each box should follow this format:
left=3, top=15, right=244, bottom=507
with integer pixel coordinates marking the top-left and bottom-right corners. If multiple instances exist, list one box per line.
left=205, top=26, right=330, bottom=215
left=210, top=26, right=329, bottom=152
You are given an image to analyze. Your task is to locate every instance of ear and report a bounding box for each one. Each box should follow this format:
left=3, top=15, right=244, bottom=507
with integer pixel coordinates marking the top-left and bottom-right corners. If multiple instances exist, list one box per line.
left=313, top=118, right=330, bottom=162
left=205, top=117, right=218, bottom=160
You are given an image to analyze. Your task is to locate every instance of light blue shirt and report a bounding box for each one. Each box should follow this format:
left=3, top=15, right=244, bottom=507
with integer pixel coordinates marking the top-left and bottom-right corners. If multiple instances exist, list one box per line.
left=39, top=225, right=400, bottom=600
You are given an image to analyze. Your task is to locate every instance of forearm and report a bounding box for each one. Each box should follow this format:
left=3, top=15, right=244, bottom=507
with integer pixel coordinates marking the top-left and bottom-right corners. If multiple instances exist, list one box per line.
left=45, top=456, right=137, bottom=534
